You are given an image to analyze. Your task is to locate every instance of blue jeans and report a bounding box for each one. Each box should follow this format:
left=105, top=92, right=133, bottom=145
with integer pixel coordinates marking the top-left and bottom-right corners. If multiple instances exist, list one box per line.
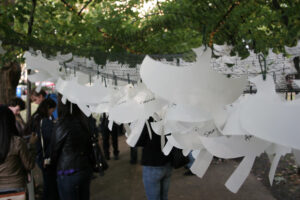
left=186, top=152, right=195, bottom=169
left=37, top=161, right=60, bottom=200
left=57, top=168, right=92, bottom=200
left=142, top=164, right=172, bottom=200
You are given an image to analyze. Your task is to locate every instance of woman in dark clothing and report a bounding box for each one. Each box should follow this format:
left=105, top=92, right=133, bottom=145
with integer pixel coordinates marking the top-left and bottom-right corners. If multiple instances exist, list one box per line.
left=51, top=97, right=93, bottom=200
left=26, top=98, right=58, bottom=200
left=136, top=118, right=172, bottom=200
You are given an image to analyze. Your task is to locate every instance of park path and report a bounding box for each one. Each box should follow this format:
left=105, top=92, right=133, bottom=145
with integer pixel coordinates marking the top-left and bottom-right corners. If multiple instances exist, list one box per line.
left=90, top=135, right=276, bottom=200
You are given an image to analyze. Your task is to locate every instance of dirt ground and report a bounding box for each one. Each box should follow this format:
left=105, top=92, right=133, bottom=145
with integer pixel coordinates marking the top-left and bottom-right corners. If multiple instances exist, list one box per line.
left=252, top=153, right=300, bottom=200
left=33, top=135, right=294, bottom=200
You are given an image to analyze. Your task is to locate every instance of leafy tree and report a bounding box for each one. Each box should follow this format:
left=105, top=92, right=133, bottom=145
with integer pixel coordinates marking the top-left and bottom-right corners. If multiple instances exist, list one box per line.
left=0, top=0, right=299, bottom=103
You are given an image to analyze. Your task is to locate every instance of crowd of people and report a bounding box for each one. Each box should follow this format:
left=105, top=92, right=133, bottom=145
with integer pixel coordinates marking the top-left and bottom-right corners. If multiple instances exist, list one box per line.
left=0, top=89, right=191, bottom=200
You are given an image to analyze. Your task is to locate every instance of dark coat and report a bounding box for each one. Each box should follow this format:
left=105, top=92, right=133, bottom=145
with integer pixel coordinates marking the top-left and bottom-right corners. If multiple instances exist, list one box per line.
left=136, top=119, right=171, bottom=166
left=51, top=117, right=93, bottom=172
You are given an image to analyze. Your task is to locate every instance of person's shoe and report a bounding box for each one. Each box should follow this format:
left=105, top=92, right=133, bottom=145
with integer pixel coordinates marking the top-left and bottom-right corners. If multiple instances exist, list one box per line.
left=183, top=169, right=195, bottom=176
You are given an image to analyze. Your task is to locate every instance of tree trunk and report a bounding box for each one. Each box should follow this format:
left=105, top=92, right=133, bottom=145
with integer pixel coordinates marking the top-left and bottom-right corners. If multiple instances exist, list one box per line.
left=0, top=62, right=21, bottom=104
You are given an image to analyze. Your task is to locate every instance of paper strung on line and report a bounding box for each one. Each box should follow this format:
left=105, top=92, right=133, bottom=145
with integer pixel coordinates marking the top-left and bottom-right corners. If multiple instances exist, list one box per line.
left=225, top=155, right=256, bottom=193
left=171, top=132, right=204, bottom=150
left=124, top=123, right=131, bottom=137
left=109, top=84, right=167, bottom=124
left=165, top=104, right=212, bottom=123
left=24, top=51, right=61, bottom=83
left=126, top=119, right=146, bottom=147
left=140, top=46, right=247, bottom=127
left=26, top=47, right=300, bottom=194
left=265, top=144, right=291, bottom=185
left=285, top=40, right=300, bottom=58
left=240, top=75, right=300, bottom=150
left=190, top=149, right=213, bottom=178
left=162, top=141, right=173, bottom=156
left=200, top=135, right=270, bottom=159
left=56, top=76, right=109, bottom=115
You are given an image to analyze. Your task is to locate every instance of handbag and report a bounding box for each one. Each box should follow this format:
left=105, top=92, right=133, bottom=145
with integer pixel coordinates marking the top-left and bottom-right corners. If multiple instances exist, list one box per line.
left=40, top=120, right=51, bottom=167
left=0, top=191, right=26, bottom=200
left=170, top=147, right=190, bottom=169
left=91, top=132, right=108, bottom=176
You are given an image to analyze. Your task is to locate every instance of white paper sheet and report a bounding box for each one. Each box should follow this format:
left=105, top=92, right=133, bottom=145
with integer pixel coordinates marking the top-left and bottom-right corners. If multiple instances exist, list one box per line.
left=200, top=135, right=270, bottom=159
left=182, top=149, right=191, bottom=156
left=285, top=41, right=300, bottom=58
left=108, top=120, right=113, bottom=131
left=165, top=104, right=212, bottom=123
left=27, top=72, right=52, bottom=83
left=56, top=76, right=110, bottom=116
left=126, top=119, right=147, bottom=147
left=124, top=123, right=131, bottom=137
left=240, top=75, right=300, bottom=150
left=24, top=51, right=61, bottom=82
left=150, top=121, right=164, bottom=136
left=140, top=46, right=247, bottom=127
left=190, top=149, right=213, bottom=178
left=225, top=155, right=256, bottom=193
left=171, top=132, right=204, bottom=150
left=166, top=135, right=185, bottom=149
left=162, top=141, right=173, bottom=155
left=109, top=84, right=167, bottom=124
left=268, top=154, right=281, bottom=185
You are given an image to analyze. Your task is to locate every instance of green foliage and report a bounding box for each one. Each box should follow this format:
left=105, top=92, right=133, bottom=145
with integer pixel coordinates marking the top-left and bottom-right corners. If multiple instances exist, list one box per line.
left=0, top=0, right=299, bottom=67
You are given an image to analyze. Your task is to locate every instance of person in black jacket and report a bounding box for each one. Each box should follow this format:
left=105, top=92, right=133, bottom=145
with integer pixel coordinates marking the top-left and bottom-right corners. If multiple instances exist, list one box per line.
left=99, top=113, right=120, bottom=160
left=51, top=98, right=93, bottom=200
left=25, top=98, right=58, bottom=200
left=136, top=118, right=172, bottom=200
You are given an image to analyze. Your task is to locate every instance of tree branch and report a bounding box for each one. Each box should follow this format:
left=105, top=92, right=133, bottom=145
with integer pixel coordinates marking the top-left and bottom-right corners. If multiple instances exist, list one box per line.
left=60, top=0, right=78, bottom=14
left=78, top=0, right=93, bottom=16
left=27, top=0, right=37, bottom=36
left=209, top=1, right=240, bottom=47
left=97, top=28, right=141, bottom=54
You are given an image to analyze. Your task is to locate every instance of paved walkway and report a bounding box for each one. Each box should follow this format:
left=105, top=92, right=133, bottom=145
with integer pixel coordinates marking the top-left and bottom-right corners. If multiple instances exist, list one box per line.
left=90, top=135, right=276, bottom=200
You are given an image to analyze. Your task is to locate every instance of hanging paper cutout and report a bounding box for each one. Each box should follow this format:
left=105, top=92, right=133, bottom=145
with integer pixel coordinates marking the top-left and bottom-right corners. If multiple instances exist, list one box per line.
left=109, top=83, right=167, bottom=124
left=24, top=51, right=61, bottom=83
left=285, top=40, right=300, bottom=58
left=240, top=75, right=300, bottom=150
left=140, top=46, right=247, bottom=127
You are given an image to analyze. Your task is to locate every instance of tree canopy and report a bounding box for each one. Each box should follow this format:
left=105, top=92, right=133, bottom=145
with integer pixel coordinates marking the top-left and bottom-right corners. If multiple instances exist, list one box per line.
left=0, top=0, right=300, bottom=66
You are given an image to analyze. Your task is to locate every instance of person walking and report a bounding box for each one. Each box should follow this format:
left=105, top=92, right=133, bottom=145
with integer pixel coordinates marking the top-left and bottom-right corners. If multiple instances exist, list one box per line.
left=136, top=118, right=172, bottom=200
left=0, top=105, right=37, bottom=198
left=51, top=98, right=93, bottom=200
